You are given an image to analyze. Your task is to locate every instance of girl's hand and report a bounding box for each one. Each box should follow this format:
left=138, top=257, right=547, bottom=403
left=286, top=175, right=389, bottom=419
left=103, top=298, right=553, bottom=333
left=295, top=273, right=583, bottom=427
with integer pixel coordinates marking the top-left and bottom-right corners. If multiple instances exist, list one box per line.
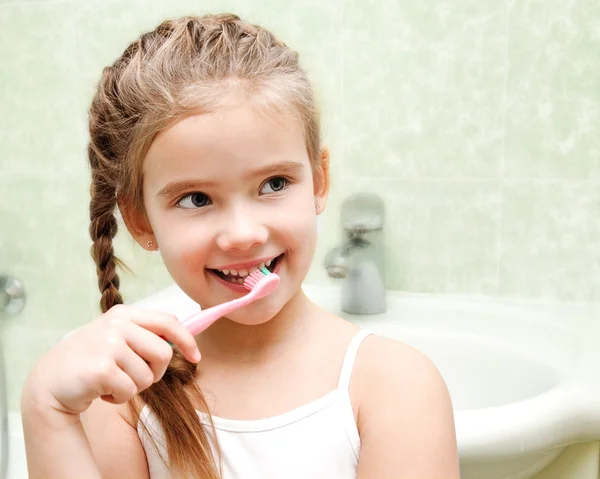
left=23, top=305, right=201, bottom=417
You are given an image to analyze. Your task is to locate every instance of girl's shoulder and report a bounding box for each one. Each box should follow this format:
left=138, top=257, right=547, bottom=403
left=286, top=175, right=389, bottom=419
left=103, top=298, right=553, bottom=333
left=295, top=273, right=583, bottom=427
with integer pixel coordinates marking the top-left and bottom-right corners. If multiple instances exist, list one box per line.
left=352, top=332, right=452, bottom=422
left=350, top=334, right=459, bottom=475
left=353, top=333, right=447, bottom=402
left=356, top=333, right=435, bottom=374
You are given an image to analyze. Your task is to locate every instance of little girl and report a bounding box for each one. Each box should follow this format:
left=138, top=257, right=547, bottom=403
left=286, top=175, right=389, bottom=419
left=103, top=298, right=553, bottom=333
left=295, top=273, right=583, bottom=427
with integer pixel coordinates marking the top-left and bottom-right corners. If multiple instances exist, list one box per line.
left=21, top=13, right=459, bottom=479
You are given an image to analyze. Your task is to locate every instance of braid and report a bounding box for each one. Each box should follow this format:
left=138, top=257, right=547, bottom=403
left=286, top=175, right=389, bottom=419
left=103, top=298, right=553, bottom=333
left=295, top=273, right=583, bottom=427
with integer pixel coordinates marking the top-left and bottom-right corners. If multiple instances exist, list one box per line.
left=87, top=63, right=133, bottom=314
left=88, top=149, right=127, bottom=313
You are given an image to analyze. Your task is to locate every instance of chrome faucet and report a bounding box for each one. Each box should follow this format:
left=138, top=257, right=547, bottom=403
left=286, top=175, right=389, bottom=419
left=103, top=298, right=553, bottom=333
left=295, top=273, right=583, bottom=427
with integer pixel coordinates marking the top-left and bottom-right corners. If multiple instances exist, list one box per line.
left=324, top=193, right=386, bottom=314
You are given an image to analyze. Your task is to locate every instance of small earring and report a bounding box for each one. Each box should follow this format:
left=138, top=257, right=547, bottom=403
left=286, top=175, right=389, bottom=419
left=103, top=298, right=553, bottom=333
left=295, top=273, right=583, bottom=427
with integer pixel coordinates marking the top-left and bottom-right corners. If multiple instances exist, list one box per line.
left=315, top=200, right=320, bottom=212
left=146, top=240, right=154, bottom=249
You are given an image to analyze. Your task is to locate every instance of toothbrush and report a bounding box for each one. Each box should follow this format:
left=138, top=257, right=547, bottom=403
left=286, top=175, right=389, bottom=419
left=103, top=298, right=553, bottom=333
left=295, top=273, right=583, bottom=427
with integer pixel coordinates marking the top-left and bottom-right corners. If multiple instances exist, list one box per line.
left=180, top=267, right=280, bottom=336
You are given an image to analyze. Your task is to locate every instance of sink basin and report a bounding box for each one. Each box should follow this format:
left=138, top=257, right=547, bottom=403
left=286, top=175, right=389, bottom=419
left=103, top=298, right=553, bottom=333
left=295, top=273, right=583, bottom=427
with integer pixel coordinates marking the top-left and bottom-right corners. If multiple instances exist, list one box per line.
left=132, top=282, right=600, bottom=479
left=384, top=330, right=559, bottom=411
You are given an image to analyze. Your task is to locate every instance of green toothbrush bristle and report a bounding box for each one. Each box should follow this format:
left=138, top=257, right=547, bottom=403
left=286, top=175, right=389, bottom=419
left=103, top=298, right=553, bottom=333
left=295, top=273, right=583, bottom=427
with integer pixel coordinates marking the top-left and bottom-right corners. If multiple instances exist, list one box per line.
left=260, top=267, right=270, bottom=275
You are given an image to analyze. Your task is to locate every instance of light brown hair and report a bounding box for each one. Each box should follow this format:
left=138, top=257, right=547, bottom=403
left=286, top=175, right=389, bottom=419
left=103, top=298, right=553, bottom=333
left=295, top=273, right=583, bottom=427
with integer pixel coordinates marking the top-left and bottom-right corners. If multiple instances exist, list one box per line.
left=87, top=13, right=326, bottom=478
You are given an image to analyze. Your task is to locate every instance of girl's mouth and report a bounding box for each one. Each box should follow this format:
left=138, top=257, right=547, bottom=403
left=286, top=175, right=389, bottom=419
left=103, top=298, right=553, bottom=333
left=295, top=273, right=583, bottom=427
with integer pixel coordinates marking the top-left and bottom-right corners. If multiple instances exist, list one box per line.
left=208, top=254, right=283, bottom=285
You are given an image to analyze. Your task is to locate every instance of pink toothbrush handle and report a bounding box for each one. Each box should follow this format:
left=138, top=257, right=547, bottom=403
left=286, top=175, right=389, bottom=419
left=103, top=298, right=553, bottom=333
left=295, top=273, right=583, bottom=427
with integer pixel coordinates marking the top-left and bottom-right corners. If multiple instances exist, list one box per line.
left=181, top=289, right=257, bottom=336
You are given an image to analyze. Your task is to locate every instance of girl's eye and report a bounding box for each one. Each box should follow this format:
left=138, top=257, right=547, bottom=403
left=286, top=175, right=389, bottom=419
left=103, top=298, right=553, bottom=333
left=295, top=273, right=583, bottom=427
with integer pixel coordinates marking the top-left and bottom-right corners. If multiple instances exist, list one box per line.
left=260, top=177, right=289, bottom=194
left=177, top=193, right=211, bottom=209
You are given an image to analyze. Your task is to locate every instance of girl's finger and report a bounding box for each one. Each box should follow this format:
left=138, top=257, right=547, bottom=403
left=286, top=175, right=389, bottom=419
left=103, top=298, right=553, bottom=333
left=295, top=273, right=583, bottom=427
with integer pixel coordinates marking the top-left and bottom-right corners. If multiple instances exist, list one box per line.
left=107, top=305, right=201, bottom=363
left=114, top=347, right=161, bottom=393
left=118, top=321, right=175, bottom=382
left=96, top=366, right=139, bottom=405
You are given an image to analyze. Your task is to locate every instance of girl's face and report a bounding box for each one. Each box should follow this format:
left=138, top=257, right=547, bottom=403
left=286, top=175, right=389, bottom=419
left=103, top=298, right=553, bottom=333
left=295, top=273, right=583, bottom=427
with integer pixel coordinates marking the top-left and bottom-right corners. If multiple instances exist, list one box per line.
left=137, top=104, right=327, bottom=326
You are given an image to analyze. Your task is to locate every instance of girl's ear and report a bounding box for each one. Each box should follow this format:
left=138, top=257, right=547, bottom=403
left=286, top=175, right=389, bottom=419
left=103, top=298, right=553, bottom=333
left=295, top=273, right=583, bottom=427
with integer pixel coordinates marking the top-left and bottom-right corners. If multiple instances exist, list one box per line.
left=118, top=203, right=157, bottom=251
left=314, top=146, right=331, bottom=215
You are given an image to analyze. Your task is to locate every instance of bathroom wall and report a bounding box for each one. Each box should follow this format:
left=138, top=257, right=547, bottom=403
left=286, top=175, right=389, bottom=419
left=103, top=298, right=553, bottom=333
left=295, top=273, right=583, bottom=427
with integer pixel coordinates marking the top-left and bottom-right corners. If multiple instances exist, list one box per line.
left=0, top=0, right=599, bottom=408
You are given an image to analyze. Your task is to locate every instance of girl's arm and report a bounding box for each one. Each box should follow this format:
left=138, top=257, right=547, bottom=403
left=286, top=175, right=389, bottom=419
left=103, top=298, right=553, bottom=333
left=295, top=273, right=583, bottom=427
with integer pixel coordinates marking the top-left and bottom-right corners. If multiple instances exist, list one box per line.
left=21, top=386, right=101, bottom=479
left=81, top=399, right=150, bottom=478
left=22, top=369, right=149, bottom=479
left=355, top=337, right=460, bottom=478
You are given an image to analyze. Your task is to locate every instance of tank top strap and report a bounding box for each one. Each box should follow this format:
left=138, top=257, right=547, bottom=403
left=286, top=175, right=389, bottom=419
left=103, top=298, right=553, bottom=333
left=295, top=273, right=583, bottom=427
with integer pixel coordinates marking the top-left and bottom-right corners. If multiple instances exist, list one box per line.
left=337, top=329, right=373, bottom=391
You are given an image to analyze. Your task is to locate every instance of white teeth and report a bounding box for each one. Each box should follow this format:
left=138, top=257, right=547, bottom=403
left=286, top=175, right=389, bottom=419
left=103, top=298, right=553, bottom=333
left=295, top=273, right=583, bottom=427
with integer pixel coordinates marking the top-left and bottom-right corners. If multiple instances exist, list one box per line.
left=216, top=257, right=279, bottom=278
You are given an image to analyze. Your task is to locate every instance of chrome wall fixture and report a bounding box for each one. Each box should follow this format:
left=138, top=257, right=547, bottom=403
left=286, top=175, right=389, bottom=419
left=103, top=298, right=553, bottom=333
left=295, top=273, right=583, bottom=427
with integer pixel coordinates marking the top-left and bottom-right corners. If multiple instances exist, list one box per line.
left=0, top=275, right=26, bottom=479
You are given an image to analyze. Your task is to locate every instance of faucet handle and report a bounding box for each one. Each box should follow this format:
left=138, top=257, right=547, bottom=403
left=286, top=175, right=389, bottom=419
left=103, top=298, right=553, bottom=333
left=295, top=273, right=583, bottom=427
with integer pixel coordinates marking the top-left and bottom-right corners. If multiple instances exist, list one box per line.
left=341, top=193, right=384, bottom=233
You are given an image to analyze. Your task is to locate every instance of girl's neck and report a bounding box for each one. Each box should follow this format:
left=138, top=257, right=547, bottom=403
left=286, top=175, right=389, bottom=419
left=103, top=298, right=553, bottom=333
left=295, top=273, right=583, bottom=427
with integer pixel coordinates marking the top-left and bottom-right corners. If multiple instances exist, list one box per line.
left=195, top=289, right=319, bottom=363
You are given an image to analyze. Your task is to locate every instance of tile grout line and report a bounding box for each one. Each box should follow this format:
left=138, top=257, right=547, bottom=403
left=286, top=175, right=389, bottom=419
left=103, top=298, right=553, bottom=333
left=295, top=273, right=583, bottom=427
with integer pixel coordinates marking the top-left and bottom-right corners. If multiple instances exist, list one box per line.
left=0, top=0, right=70, bottom=6
left=331, top=175, right=600, bottom=184
left=339, top=0, right=346, bottom=186
left=2, top=170, right=599, bottom=184
left=496, top=0, right=512, bottom=296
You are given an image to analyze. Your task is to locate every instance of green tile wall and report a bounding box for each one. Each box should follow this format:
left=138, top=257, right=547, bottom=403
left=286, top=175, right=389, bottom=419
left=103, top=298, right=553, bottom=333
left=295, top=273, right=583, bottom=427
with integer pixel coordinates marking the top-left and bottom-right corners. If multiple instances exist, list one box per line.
left=1, top=0, right=599, bottom=408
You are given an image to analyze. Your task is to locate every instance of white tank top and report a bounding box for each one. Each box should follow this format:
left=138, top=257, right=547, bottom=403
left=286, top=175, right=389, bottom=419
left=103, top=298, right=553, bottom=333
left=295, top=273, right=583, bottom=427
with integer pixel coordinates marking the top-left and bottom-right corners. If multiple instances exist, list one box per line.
left=137, top=329, right=372, bottom=479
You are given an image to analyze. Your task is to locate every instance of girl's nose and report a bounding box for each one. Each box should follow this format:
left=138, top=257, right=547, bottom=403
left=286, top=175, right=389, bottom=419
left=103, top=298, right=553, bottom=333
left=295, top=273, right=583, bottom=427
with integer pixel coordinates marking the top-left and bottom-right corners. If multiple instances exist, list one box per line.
left=216, top=207, right=269, bottom=252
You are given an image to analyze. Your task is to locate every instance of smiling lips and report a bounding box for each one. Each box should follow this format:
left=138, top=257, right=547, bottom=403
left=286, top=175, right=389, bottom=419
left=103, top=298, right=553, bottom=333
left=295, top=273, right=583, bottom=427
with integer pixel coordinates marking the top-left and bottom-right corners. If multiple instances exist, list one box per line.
left=210, top=254, right=282, bottom=284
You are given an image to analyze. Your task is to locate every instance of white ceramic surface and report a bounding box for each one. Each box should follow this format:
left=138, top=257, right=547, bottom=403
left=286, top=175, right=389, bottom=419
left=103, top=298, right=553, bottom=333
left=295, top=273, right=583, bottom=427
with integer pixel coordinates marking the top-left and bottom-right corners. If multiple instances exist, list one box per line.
left=6, top=412, right=25, bottom=479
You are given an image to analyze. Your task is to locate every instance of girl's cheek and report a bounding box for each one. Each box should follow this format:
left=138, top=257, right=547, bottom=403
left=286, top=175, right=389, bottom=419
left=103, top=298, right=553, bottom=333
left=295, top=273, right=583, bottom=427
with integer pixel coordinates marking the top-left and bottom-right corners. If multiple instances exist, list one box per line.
left=270, top=194, right=315, bottom=228
left=158, top=227, right=211, bottom=265
left=284, top=209, right=318, bottom=238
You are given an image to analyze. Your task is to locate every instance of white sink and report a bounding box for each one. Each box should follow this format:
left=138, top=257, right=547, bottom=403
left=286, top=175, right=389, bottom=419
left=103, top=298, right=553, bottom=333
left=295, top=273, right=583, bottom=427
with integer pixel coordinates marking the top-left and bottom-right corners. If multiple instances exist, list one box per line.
left=386, top=330, right=559, bottom=411
left=132, top=282, right=600, bottom=479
